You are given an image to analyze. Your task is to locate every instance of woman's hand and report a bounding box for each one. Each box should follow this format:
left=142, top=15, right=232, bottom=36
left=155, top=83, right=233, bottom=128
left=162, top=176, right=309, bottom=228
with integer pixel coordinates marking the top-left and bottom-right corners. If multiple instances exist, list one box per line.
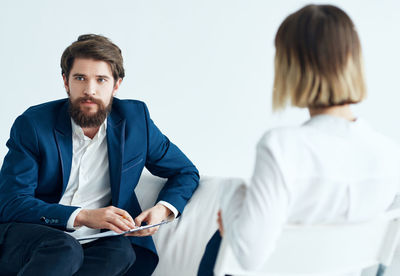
left=217, top=210, right=224, bottom=236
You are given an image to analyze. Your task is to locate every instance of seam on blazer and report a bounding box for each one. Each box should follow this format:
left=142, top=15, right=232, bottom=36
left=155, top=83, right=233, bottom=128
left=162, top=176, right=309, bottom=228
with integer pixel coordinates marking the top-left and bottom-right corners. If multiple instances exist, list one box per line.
left=122, top=157, right=144, bottom=173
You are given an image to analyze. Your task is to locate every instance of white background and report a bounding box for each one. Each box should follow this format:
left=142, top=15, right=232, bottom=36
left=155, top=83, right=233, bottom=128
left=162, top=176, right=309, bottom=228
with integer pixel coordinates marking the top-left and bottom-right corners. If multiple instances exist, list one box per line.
left=0, top=0, right=399, bottom=178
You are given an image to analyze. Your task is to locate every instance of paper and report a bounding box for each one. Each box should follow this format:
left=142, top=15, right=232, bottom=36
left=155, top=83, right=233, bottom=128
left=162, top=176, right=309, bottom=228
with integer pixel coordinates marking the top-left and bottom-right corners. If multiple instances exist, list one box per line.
left=76, top=220, right=170, bottom=241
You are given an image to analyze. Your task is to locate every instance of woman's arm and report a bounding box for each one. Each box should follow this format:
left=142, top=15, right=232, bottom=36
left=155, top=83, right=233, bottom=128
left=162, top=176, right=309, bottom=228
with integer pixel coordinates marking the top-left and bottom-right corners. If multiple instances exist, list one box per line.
left=220, top=135, right=290, bottom=270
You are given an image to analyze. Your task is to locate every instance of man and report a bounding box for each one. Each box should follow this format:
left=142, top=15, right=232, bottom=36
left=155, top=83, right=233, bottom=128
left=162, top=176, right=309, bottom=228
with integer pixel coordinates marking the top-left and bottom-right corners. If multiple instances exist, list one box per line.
left=0, top=34, right=199, bottom=276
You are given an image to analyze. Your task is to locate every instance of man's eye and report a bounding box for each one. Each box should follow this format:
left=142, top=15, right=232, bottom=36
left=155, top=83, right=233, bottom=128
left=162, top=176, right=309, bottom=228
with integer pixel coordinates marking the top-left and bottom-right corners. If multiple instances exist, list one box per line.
left=98, top=78, right=106, bottom=83
left=75, top=76, right=85, bottom=81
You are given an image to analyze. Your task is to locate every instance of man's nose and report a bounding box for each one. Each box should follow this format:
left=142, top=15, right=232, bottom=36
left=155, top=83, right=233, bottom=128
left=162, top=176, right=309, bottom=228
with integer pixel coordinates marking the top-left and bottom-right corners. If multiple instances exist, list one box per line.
left=84, top=80, right=96, bottom=95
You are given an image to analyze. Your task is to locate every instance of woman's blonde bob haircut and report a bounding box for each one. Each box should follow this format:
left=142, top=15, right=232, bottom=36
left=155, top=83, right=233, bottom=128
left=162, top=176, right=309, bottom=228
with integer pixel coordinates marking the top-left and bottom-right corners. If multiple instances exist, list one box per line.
left=273, top=4, right=366, bottom=110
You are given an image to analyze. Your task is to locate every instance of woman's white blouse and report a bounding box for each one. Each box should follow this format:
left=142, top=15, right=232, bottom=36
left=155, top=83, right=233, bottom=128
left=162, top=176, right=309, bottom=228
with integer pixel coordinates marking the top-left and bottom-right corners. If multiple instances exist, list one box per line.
left=221, top=114, right=400, bottom=270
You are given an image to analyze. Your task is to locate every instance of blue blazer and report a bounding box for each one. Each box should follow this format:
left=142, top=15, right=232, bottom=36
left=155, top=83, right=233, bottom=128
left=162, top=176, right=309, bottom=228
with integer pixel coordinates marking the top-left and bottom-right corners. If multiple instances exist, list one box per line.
left=0, top=98, right=199, bottom=263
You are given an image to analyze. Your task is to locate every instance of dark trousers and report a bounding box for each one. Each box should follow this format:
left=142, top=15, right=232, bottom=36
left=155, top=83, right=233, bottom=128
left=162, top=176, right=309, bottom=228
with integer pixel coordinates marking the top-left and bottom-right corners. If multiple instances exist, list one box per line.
left=197, top=231, right=224, bottom=276
left=124, top=244, right=158, bottom=276
left=0, top=222, right=135, bottom=276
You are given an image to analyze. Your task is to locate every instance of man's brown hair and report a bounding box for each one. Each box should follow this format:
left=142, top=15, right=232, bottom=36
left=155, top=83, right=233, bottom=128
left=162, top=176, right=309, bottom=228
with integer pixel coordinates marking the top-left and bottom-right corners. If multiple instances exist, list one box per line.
left=60, top=34, right=125, bottom=83
left=273, top=4, right=366, bottom=110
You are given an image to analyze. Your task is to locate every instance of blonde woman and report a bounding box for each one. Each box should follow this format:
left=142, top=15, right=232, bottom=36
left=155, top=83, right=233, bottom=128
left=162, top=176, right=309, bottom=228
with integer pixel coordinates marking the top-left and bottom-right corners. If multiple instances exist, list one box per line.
left=198, top=4, right=400, bottom=276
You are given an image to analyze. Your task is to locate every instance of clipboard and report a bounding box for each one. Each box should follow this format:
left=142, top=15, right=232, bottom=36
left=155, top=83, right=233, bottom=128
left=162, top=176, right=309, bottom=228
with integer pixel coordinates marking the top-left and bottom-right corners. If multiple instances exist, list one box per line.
left=76, top=220, right=170, bottom=241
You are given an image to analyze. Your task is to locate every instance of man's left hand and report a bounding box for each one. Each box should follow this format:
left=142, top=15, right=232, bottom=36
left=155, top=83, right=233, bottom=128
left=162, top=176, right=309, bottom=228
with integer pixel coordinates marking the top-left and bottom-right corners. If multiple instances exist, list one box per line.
left=126, top=204, right=172, bottom=237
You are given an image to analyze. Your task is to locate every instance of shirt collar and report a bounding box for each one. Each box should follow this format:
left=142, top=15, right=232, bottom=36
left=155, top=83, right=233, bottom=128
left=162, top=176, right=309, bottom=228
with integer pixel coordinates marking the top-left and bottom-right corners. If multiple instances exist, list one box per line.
left=303, top=114, right=369, bottom=136
left=71, top=118, right=107, bottom=141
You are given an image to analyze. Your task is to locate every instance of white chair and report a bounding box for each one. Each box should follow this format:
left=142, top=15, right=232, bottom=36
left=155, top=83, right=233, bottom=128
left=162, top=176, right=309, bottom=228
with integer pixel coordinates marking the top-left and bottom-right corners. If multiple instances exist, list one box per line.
left=135, top=172, right=246, bottom=276
left=214, top=209, right=400, bottom=276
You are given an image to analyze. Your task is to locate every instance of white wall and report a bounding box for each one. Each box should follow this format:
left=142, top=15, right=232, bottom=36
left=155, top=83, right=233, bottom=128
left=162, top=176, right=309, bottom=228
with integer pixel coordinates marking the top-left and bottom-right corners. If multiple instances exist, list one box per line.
left=1, top=0, right=399, bottom=178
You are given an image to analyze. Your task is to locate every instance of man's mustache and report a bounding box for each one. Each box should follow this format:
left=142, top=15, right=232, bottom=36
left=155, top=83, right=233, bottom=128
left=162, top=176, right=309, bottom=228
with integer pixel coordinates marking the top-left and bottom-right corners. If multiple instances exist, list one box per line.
left=75, top=96, right=103, bottom=106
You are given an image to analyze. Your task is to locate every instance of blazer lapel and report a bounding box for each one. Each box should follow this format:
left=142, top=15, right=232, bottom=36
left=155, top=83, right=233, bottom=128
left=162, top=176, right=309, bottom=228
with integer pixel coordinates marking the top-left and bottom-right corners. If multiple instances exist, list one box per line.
left=107, top=109, right=126, bottom=206
left=54, top=101, right=73, bottom=195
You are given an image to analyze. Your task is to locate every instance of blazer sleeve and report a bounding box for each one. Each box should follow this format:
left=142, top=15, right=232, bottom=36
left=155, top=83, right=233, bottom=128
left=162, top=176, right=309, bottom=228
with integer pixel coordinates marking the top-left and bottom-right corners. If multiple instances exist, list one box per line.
left=142, top=103, right=199, bottom=215
left=0, top=114, right=78, bottom=230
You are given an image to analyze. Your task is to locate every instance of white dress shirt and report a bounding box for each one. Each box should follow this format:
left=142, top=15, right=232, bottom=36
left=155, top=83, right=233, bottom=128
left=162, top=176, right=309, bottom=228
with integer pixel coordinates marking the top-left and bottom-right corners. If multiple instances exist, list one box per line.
left=221, top=115, right=400, bottom=273
left=60, top=119, right=177, bottom=243
left=59, top=119, right=112, bottom=242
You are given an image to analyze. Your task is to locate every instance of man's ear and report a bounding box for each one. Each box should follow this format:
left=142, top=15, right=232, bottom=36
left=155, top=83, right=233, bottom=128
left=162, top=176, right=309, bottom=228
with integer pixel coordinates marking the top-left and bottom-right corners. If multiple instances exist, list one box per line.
left=62, top=74, right=69, bottom=94
left=112, top=78, right=123, bottom=96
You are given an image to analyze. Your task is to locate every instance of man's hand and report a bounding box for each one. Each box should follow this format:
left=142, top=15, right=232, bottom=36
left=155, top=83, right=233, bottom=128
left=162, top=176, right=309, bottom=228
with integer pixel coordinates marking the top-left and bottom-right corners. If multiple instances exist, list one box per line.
left=74, top=206, right=136, bottom=233
left=126, top=204, right=172, bottom=237
left=217, top=210, right=224, bottom=236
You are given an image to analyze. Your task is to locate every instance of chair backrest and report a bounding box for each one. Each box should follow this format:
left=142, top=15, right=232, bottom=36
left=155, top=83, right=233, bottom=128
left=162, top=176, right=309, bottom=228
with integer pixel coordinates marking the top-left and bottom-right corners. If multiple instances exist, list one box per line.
left=214, top=209, right=400, bottom=276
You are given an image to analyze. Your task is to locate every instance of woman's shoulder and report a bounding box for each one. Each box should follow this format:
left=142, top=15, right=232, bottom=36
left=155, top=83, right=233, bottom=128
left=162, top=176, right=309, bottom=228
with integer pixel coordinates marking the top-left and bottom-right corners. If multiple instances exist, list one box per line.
left=256, top=125, right=305, bottom=152
left=355, top=118, right=400, bottom=155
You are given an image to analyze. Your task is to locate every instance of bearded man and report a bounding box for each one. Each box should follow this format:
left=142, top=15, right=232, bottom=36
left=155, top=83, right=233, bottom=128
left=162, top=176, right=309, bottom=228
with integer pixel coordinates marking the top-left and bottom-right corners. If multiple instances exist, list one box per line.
left=0, top=34, right=199, bottom=276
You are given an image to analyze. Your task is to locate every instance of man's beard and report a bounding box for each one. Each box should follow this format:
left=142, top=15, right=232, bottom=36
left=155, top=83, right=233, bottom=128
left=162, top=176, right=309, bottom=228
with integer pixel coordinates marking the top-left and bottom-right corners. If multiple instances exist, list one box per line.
left=68, top=95, right=113, bottom=128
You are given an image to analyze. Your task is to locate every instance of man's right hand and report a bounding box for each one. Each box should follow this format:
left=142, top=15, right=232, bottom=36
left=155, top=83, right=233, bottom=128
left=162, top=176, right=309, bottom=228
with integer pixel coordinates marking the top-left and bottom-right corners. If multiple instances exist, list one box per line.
left=74, top=206, right=136, bottom=233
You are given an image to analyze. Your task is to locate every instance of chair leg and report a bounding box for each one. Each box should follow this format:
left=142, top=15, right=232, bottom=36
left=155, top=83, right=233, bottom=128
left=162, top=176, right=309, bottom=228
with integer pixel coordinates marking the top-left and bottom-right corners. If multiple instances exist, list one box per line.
left=376, top=264, right=386, bottom=276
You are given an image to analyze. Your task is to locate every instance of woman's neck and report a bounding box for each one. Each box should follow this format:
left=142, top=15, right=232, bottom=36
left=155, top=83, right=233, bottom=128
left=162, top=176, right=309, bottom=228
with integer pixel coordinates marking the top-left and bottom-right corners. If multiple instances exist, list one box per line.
left=308, top=104, right=356, bottom=122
